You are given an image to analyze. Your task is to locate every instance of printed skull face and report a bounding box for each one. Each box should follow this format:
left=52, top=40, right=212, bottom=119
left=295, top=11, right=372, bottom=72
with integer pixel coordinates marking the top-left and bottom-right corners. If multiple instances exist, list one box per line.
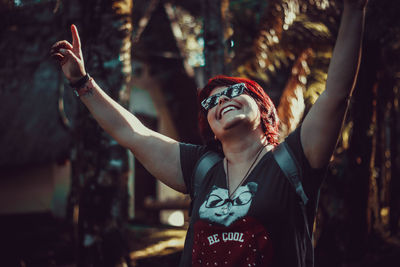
left=199, top=182, right=258, bottom=226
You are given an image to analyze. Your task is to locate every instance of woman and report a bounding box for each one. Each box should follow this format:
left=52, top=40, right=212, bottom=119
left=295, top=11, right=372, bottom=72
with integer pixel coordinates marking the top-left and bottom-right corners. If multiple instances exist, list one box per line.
left=50, top=0, right=368, bottom=266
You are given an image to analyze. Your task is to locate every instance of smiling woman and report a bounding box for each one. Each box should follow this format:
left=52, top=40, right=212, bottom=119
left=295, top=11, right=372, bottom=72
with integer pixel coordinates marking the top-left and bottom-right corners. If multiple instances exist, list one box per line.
left=50, top=1, right=368, bottom=265
left=198, top=75, right=279, bottom=149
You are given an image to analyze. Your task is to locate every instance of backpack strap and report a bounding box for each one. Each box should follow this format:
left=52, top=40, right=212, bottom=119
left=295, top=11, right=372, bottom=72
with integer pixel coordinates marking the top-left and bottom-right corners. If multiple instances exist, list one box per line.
left=189, top=151, right=223, bottom=216
left=272, top=142, right=308, bottom=205
left=272, top=142, right=314, bottom=267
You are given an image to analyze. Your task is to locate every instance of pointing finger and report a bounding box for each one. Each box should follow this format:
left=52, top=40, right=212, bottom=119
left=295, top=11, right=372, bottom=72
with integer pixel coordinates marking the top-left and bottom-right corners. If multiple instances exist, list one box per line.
left=71, top=24, right=81, bottom=51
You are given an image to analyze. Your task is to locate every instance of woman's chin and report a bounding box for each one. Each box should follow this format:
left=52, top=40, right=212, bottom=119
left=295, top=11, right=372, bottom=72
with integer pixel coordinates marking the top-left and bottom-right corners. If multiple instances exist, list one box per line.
left=222, top=114, right=246, bottom=130
left=223, top=114, right=250, bottom=131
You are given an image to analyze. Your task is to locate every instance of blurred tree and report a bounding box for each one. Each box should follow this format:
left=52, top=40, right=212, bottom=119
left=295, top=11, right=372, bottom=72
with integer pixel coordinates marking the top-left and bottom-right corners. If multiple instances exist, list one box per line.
left=63, top=0, right=134, bottom=266
left=202, top=0, right=230, bottom=80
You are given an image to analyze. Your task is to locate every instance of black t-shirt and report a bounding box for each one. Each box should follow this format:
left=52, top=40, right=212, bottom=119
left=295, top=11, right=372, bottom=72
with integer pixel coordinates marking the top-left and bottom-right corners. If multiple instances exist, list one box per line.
left=178, top=127, right=326, bottom=267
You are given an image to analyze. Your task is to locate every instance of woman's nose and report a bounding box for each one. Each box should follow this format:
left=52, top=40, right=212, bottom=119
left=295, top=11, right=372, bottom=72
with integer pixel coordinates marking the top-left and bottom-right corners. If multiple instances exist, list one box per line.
left=218, top=95, right=230, bottom=105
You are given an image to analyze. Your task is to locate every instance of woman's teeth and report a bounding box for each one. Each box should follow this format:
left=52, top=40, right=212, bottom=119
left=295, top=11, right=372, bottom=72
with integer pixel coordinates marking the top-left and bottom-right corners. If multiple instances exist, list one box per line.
left=221, top=106, right=237, bottom=116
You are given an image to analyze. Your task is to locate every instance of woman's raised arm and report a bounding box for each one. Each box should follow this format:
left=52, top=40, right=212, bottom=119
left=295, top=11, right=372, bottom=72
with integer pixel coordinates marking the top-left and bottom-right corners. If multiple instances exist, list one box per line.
left=301, top=0, right=368, bottom=168
left=51, top=25, right=186, bottom=193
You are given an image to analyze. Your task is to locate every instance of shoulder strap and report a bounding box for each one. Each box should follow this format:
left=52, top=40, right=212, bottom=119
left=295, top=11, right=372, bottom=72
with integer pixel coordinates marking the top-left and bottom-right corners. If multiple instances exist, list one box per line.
left=272, top=142, right=314, bottom=267
left=192, top=151, right=223, bottom=198
left=188, top=151, right=222, bottom=217
left=272, top=142, right=308, bottom=205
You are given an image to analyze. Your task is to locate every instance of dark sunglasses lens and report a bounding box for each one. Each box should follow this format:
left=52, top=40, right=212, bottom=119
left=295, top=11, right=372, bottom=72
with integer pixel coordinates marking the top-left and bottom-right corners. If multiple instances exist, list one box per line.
left=233, top=84, right=245, bottom=97
left=202, top=95, right=217, bottom=111
left=210, top=95, right=219, bottom=108
left=207, top=95, right=218, bottom=110
left=226, top=84, right=244, bottom=98
left=201, top=99, right=208, bottom=110
left=202, top=83, right=246, bottom=111
left=224, top=87, right=234, bottom=98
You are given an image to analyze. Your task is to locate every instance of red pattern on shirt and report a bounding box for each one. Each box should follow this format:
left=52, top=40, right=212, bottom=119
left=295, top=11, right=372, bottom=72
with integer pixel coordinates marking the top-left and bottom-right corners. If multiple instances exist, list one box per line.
left=192, top=216, right=273, bottom=266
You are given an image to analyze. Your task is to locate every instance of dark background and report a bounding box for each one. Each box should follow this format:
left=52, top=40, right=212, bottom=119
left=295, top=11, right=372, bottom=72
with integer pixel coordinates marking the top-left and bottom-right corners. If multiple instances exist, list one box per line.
left=1, top=0, right=400, bottom=266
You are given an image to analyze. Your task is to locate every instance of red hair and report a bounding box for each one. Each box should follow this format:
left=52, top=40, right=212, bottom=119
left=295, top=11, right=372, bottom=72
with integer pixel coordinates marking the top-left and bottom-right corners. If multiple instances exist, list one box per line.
left=198, top=75, right=279, bottom=148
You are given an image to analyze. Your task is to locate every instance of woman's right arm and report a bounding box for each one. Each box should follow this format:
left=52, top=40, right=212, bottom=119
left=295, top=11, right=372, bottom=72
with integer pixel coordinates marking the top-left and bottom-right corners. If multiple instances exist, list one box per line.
left=51, top=25, right=186, bottom=193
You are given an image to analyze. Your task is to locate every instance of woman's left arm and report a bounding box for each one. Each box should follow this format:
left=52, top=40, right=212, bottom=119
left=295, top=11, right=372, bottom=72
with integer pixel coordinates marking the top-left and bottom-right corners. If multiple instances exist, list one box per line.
left=301, top=0, right=368, bottom=168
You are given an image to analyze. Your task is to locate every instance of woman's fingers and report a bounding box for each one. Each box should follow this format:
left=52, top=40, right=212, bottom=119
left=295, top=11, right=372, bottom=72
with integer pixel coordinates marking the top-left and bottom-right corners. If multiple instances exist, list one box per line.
left=59, top=48, right=79, bottom=61
left=50, top=52, right=64, bottom=62
left=50, top=40, right=78, bottom=66
left=50, top=51, right=68, bottom=66
left=51, top=40, right=73, bottom=51
left=71, top=24, right=81, bottom=52
left=51, top=48, right=79, bottom=66
left=50, top=24, right=86, bottom=80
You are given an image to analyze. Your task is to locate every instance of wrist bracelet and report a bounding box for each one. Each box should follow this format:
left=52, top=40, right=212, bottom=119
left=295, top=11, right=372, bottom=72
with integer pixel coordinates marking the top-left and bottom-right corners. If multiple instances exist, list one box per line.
left=69, top=73, right=90, bottom=89
left=74, top=77, right=94, bottom=97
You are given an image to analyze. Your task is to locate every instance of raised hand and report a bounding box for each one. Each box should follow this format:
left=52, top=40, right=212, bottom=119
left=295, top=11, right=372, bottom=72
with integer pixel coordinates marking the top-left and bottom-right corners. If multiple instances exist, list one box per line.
left=50, top=24, right=86, bottom=83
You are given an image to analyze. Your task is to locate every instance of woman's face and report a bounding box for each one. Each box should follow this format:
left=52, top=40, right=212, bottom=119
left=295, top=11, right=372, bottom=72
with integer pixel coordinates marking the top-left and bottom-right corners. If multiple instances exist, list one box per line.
left=206, top=86, right=261, bottom=139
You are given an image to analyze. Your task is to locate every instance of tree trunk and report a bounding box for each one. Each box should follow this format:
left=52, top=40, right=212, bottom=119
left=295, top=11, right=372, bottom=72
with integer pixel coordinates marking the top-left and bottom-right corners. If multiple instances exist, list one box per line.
left=66, top=1, right=133, bottom=266
left=202, top=0, right=229, bottom=81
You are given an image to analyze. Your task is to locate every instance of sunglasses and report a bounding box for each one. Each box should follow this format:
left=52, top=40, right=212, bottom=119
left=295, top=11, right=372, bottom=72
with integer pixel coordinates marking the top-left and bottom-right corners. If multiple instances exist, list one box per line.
left=205, top=191, right=254, bottom=208
left=201, top=83, right=247, bottom=111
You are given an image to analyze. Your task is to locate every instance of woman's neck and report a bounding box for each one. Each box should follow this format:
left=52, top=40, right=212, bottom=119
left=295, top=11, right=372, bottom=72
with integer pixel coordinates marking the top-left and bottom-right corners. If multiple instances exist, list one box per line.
left=221, top=129, right=270, bottom=164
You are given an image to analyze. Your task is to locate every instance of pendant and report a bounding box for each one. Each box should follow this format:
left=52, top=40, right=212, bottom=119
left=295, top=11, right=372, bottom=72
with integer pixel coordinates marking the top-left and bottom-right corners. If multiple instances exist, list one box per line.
left=222, top=205, right=230, bottom=215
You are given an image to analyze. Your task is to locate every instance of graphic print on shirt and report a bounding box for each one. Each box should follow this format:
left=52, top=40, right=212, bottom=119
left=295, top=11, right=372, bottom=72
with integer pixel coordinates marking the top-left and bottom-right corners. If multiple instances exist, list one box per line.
left=193, top=182, right=274, bottom=266
left=199, top=182, right=258, bottom=227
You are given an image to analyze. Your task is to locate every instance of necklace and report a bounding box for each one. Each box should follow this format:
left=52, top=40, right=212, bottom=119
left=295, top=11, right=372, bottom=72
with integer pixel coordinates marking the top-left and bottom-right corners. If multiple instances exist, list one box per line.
left=225, top=145, right=265, bottom=199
